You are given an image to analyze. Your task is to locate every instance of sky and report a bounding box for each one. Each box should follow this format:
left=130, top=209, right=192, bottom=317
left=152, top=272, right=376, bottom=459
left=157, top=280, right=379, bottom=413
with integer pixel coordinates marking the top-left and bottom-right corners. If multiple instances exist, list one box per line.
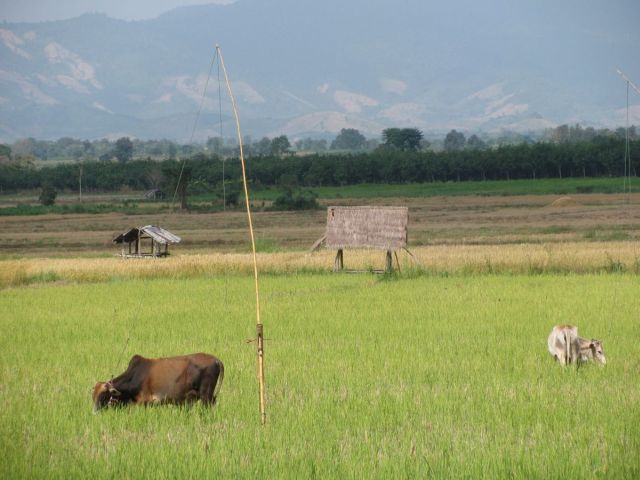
left=0, top=0, right=235, bottom=23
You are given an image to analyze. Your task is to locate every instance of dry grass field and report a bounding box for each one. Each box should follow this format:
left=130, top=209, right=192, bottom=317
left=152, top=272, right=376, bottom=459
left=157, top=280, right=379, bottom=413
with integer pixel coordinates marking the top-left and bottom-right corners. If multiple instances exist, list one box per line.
left=1, top=241, right=639, bottom=289
left=1, top=193, right=639, bottom=257
left=2, top=192, right=639, bottom=288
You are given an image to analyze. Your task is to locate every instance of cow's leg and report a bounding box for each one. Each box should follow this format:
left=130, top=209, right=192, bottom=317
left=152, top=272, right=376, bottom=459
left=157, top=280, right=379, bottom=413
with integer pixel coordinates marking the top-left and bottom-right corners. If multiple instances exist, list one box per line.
left=184, top=389, right=199, bottom=402
left=557, top=352, right=566, bottom=365
left=199, top=362, right=223, bottom=406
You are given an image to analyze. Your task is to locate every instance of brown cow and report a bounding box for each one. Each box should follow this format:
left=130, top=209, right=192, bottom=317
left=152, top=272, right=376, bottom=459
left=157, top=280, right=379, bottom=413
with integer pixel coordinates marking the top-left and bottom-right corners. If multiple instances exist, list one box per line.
left=92, top=353, right=224, bottom=411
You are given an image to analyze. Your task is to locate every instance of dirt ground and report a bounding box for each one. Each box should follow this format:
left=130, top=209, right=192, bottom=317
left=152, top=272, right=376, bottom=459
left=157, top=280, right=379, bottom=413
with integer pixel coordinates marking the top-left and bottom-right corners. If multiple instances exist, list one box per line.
left=1, top=193, right=639, bottom=256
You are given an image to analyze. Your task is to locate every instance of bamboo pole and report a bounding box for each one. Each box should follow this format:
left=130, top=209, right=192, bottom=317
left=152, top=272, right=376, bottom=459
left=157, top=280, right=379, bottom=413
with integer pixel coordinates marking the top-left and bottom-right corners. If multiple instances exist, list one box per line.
left=217, top=45, right=266, bottom=425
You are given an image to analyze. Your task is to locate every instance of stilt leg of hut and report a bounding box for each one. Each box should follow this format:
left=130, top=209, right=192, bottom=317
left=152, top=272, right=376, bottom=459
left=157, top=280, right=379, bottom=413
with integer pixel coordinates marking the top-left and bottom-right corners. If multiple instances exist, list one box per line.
left=385, top=250, right=393, bottom=273
left=334, top=249, right=344, bottom=271
left=394, top=250, right=401, bottom=273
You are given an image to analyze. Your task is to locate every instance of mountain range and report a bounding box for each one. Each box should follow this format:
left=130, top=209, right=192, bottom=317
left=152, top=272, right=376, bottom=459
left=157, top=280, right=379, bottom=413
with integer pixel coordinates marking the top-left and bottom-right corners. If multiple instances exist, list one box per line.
left=1, top=0, right=639, bottom=142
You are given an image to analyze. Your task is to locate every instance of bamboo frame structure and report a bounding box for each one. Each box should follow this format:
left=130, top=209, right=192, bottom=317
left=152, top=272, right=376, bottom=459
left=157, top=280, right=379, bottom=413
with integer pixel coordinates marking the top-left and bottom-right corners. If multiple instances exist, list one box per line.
left=217, top=45, right=266, bottom=425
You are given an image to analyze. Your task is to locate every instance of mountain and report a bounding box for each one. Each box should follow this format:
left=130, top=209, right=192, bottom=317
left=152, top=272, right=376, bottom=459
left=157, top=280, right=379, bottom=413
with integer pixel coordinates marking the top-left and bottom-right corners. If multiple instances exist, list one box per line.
left=1, top=0, right=639, bottom=142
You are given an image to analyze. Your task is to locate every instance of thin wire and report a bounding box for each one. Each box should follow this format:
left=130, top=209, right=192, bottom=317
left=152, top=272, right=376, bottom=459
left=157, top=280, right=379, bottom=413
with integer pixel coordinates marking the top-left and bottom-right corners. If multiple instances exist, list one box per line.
left=624, top=81, right=631, bottom=197
left=111, top=335, right=130, bottom=380
left=171, top=48, right=219, bottom=209
left=217, top=54, right=226, bottom=211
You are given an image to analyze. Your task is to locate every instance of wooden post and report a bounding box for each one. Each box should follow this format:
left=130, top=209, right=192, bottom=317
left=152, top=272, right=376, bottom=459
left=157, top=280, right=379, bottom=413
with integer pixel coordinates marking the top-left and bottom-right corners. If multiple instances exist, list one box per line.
left=334, top=249, right=344, bottom=271
left=394, top=250, right=401, bottom=274
left=78, top=163, right=83, bottom=203
left=385, top=250, right=393, bottom=272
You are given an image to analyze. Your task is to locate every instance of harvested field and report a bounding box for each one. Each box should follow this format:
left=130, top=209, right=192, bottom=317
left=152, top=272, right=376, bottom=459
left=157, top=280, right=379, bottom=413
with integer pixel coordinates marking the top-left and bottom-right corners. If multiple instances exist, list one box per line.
left=1, top=193, right=639, bottom=256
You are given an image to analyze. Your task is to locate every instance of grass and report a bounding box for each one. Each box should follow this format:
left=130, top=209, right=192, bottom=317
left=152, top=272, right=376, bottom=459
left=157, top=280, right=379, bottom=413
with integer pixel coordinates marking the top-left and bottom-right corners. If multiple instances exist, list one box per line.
left=0, top=203, right=176, bottom=216
left=4, top=177, right=637, bottom=216
left=248, top=177, right=639, bottom=200
left=1, top=273, right=638, bottom=478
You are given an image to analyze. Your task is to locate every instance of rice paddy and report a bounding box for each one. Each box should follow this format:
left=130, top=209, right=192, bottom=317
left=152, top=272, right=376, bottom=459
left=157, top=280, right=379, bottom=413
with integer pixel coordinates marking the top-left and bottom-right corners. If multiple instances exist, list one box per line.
left=1, top=274, right=639, bottom=478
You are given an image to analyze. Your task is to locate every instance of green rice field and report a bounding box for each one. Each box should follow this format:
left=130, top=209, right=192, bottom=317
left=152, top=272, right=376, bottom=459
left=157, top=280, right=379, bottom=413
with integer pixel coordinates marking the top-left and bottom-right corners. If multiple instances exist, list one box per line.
left=1, top=273, right=639, bottom=478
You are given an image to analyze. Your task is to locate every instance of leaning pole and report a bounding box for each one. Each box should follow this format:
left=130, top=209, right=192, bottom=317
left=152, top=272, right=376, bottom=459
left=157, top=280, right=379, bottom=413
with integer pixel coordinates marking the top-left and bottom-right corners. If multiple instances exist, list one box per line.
left=217, top=45, right=267, bottom=425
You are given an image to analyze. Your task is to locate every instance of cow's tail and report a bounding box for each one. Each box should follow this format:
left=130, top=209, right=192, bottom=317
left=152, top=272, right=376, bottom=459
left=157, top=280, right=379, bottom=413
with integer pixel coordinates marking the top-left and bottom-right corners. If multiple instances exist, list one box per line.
left=212, top=359, right=224, bottom=405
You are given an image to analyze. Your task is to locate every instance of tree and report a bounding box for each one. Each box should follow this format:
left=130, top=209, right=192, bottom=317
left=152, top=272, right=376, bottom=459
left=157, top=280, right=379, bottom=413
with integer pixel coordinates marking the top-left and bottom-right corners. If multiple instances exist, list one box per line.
left=115, top=137, right=134, bottom=163
left=39, top=184, right=57, bottom=206
left=207, top=136, right=224, bottom=155
left=0, top=144, right=11, bottom=160
left=254, top=137, right=272, bottom=156
left=162, top=160, right=192, bottom=209
left=270, top=135, right=291, bottom=155
left=466, top=134, right=486, bottom=150
left=331, top=128, right=367, bottom=150
left=551, top=124, right=570, bottom=144
left=168, top=143, right=177, bottom=159
left=444, top=130, right=466, bottom=152
left=381, top=128, right=423, bottom=151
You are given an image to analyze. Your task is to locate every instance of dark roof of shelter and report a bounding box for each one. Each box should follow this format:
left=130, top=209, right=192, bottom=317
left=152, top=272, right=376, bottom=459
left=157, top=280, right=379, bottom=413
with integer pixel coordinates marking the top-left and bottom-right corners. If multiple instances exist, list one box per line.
left=112, top=225, right=181, bottom=245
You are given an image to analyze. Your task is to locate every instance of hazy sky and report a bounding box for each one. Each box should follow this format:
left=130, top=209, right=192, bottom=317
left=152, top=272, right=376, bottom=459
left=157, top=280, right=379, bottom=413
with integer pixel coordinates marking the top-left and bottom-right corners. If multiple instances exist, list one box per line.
left=0, top=0, right=235, bottom=23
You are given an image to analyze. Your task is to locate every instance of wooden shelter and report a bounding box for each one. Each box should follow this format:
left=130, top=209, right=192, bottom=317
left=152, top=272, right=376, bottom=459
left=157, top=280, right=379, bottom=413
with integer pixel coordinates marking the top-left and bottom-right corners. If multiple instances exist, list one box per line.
left=313, top=206, right=409, bottom=272
left=113, top=225, right=181, bottom=257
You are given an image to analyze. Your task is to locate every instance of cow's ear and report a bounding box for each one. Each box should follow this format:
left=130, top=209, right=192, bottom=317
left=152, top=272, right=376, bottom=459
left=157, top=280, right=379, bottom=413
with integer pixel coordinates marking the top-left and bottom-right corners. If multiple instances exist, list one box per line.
left=108, top=386, right=121, bottom=396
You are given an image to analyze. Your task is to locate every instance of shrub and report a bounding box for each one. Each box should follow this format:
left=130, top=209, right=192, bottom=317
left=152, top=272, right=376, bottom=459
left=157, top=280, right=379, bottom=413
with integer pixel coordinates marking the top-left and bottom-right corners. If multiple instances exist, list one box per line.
left=269, top=189, right=319, bottom=211
left=38, top=185, right=57, bottom=206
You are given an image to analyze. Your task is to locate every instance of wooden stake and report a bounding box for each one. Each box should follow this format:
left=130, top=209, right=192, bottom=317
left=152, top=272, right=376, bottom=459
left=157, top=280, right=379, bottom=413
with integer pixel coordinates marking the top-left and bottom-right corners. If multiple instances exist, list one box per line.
left=334, top=249, right=344, bottom=271
left=385, top=250, right=393, bottom=272
left=218, top=45, right=266, bottom=425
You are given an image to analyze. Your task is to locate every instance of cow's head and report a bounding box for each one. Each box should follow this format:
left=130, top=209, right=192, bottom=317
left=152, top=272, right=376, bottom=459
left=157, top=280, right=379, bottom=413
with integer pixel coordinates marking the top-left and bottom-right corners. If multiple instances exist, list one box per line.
left=92, top=381, right=121, bottom=411
left=590, top=340, right=606, bottom=365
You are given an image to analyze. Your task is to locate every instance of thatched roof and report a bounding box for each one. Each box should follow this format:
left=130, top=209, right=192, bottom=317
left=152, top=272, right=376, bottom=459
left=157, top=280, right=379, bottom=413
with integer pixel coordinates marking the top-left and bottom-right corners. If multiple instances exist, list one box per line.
left=325, top=206, right=408, bottom=250
left=112, top=225, right=181, bottom=245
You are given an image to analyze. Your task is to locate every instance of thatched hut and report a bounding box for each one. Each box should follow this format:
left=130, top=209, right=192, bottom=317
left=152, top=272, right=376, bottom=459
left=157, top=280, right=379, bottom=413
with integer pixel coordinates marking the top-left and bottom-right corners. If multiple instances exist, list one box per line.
left=113, top=225, right=181, bottom=257
left=315, top=206, right=408, bottom=272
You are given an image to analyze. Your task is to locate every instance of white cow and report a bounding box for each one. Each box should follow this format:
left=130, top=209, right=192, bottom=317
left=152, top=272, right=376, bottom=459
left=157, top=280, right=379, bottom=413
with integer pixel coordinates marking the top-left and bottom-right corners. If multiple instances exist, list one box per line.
left=548, top=324, right=579, bottom=365
left=547, top=325, right=606, bottom=366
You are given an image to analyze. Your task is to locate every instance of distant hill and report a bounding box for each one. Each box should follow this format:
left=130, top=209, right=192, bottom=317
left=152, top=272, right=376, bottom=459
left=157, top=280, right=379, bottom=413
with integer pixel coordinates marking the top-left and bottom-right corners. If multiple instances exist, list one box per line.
left=1, top=0, right=638, bottom=141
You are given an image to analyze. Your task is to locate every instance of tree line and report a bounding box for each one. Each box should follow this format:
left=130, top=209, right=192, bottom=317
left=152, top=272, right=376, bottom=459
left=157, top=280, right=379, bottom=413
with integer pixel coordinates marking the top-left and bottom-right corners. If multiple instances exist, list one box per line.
left=1, top=136, right=638, bottom=194
left=4, top=123, right=638, bottom=163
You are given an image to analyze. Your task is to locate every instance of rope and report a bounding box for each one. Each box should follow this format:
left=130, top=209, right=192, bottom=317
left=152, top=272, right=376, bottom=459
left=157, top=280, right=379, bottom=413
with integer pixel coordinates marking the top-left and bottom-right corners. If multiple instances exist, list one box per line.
left=111, top=334, right=130, bottom=380
left=623, top=81, right=631, bottom=197
left=171, top=49, right=219, bottom=209
left=616, top=69, right=639, bottom=199
left=217, top=53, right=226, bottom=210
